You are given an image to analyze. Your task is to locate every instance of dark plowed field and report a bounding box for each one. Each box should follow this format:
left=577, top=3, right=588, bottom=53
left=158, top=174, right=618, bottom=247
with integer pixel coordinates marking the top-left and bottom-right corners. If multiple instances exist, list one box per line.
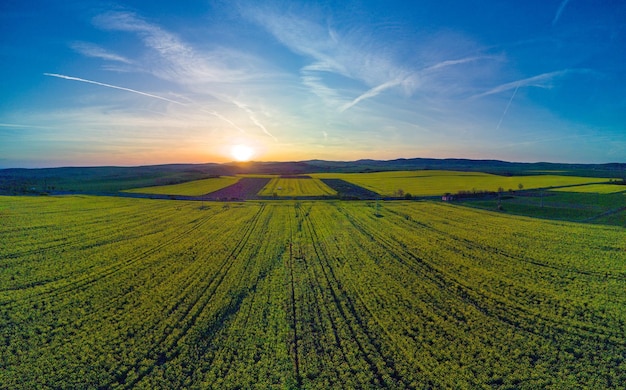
left=205, top=177, right=272, bottom=200
left=320, top=178, right=379, bottom=199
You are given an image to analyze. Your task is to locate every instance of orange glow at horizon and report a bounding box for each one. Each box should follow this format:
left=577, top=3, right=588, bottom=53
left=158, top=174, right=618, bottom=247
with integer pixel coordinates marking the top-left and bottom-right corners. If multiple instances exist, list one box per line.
left=231, top=144, right=254, bottom=162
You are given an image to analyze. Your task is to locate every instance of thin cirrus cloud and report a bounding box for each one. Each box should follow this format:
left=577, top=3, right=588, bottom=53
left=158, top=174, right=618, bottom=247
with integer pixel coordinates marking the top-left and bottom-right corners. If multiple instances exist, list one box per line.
left=339, top=56, right=498, bottom=113
left=243, top=7, right=412, bottom=106
left=471, top=69, right=593, bottom=99
left=92, top=11, right=266, bottom=84
left=69, top=6, right=510, bottom=147
left=68, top=11, right=276, bottom=139
left=70, top=42, right=133, bottom=64
left=243, top=5, right=502, bottom=115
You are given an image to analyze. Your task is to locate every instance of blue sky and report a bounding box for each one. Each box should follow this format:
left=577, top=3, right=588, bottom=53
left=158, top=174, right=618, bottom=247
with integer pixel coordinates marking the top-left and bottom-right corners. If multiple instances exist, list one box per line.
left=1, top=0, right=624, bottom=168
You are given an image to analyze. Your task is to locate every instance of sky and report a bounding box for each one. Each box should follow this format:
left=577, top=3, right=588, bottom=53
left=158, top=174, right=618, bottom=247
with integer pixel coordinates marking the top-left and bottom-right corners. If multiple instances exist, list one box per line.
left=1, top=0, right=625, bottom=168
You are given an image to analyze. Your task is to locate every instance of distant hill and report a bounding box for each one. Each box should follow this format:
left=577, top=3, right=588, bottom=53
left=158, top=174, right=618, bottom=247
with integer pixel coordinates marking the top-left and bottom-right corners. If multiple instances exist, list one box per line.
left=1, top=158, right=624, bottom=194
left=229, top=158, right=625, bottom=177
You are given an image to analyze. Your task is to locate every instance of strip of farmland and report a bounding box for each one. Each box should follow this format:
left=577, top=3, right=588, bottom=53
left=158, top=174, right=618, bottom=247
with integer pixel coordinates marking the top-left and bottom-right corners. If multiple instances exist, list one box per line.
left=257, top=177, right=337, bottom=197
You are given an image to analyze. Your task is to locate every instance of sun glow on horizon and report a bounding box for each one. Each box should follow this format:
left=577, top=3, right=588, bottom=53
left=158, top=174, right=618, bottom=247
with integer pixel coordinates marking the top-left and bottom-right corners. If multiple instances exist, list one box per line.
left=231, top=144, right=254, bottom=162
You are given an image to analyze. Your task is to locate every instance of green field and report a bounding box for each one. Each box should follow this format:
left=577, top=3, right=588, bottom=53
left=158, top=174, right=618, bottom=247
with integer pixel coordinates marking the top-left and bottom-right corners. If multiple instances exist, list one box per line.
left=312, top=170, right=611, bottom=196
left=550, top=183, right=626, bottom=194
left=258, top=177, right=337, bottom=197
left=467, top=188, right=626, bottom=225
left=124, top=176, right=239, bottom=196
left=2, top=195, right=625, bottom=388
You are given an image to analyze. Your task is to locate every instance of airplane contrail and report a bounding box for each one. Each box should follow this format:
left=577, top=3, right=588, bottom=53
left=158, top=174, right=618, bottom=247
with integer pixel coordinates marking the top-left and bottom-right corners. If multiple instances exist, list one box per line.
left=552, top=0, right=571, bottom=25
left=339, top=79, right=401, bottom=113
left=44, top=73, right=186, bottom=105
left=209, top=111, right=246, bottom=134
left=170, top=93, right=247, bottom=134
left=496, top=82, right=520, bottom=130
left=44, top=73, right=247, bottom=133
left=232, top=100, right=277, bottom=141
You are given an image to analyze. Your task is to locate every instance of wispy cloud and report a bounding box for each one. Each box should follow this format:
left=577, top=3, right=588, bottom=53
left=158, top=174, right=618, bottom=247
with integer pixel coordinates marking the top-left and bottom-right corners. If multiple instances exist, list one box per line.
left=422, top=56, right=496, bottom=73
left=44, top=73, right=247, bottom=133
left=552, top=0, right=571, bottom=26
left=53, top=10, right=296, bottom=141
left=244, top=5, right=501, bottom=115
left=243, top=7, right=409, bottom=105
left=88, top=10, right=290, bottom=137
left=472, top=69, right=589, bottom=99
left=340, top=56, right=495, bottom=112
left=0, top=123, right=54, bottom=129
left=300, top=74, right=342, bottom=105
left=92, top=11, right=266, bottom=84
left=70, top=42, right=133, bottom=64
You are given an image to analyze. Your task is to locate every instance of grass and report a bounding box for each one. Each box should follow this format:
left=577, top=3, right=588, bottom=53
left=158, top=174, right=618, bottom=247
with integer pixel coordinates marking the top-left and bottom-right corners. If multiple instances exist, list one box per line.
left=465, top=189, right=626, bottom=225
left=257, top=177, right=337, bottom=197
left=0, top=166, right=228, bottom=194
left=549, top=183, right=626, bottom=194
left=312, top=170, right=610, bottom=196
left=123, top=176, right=239, bottom=196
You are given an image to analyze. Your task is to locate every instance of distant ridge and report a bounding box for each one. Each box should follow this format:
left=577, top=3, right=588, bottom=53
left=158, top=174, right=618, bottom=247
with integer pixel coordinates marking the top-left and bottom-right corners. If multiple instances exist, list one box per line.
left=1, top=158, right=624, bottom=194
left=237, top=158, right=624, bottom=176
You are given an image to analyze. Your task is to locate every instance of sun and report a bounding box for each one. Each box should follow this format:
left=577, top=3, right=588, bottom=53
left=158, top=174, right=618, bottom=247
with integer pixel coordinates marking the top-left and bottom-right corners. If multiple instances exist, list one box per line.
left=231, top=144, right=254, bottom=162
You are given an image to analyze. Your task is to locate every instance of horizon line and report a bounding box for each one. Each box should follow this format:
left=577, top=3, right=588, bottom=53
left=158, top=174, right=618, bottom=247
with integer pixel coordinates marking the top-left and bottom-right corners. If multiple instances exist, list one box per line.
left=1, top=156, right=624, bottom=170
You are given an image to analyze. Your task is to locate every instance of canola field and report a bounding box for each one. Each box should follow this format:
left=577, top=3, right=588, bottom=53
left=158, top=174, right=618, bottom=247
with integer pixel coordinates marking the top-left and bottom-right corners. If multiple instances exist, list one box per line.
left=312, top=170, right=610, bottom=196
left=1, top=196, right=625, bottom=388
left=257, top=177, right=337, bottom=197
left=123, top=176, right=239, bottom=196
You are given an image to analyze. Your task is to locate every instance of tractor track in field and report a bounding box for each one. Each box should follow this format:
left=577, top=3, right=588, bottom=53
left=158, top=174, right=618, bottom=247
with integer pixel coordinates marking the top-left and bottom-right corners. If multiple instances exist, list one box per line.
left=343, top=205, right=626, bottom=346
left=302, top=207, right=408, bottom=388
left=385, top=206, right=626, bottom=281
left=0, top=207, right=268, bottom=388
left=48, top=210, right=256, bottom=340
left=120, top=204, right=268, bottom=388
left=295, top=205, right=353, bottom=383
left=286, top=206, right=302, bottom=388
left=0, top=207, right=219, bottom=308
left=584, top=206, right=626, bottom=222
left=205, top=210, right=289, bottom=383
left=0, top=207, right=174, bottom=265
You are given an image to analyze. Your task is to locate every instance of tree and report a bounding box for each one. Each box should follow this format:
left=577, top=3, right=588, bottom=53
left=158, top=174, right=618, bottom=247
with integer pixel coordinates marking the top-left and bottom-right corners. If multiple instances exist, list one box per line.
left=518, top=183, right=524, bottom=191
